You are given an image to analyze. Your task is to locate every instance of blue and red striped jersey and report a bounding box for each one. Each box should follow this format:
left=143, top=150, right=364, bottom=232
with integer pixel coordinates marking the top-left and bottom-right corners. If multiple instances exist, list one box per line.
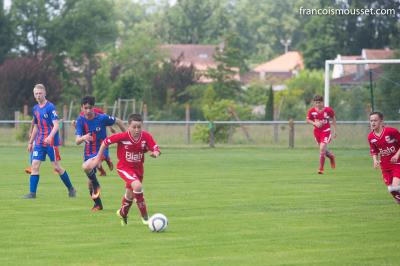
left=75, top=113, right=116, bottom=157
left=32, top=101, right=60, bottom=146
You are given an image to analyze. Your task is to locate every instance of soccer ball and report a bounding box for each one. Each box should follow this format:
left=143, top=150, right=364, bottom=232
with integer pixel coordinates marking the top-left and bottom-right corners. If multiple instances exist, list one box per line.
left=148, top=213, right=168, bottom=232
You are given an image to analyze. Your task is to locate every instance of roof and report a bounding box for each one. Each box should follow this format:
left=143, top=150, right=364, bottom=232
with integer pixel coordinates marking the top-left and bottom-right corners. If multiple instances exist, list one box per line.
left=253, top=51, right=304, bottom=73
left=160, top=44, right=219, bottom=69
left=362, top=48, right=395, bottom=69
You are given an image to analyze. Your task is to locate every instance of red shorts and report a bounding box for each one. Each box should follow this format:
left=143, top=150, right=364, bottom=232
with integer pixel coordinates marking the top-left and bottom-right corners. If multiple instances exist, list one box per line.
left=314, top=131, right=332, bottom=144
left=117, top=167, right=144, bottom=189
left=381, top=164, right=400, bottom=185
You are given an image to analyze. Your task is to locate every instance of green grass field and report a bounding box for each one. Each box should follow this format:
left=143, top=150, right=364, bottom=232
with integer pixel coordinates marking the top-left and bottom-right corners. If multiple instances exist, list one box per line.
left=1, top=146, right=399, bottom=265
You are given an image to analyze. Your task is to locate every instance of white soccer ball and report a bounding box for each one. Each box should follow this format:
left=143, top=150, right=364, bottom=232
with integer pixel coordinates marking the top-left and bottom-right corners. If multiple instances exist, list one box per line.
left=148, top=213, right=168, bottom=232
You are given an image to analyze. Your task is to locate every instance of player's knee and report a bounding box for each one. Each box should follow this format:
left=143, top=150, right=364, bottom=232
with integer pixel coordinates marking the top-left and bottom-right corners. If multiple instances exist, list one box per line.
left=388, top=185, right=400, bottom=192
left=54, top=167, right=63, bottom=174
left=131, top=182, right=143, bottom=193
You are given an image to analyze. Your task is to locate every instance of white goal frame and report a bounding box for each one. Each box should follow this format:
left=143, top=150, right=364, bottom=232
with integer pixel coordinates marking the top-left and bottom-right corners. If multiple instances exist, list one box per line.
left=324, top=59, right=400, bottom=106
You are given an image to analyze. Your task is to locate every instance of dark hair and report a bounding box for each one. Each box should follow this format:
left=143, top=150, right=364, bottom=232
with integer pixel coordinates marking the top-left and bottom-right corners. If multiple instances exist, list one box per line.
left=81, top=96, right=95, bottom=106
left=369, top=111, right=384, bottom=120
left=128, top=113, right=143, bottom=124
left=313, top=95, right=323, bottom=102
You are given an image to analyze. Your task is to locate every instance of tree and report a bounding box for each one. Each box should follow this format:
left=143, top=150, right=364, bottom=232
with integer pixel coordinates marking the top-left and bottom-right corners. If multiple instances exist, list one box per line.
left=9, top=0, right=63, bottom=57
left=0, top=0, right=14, bottom=63
left=0, top=55, right=62, bottom=119
left=157, top=0, right=227, bottom=44
left=265, top=85, right=274, bottom=120
left=49, top=0, right=117, bottom=95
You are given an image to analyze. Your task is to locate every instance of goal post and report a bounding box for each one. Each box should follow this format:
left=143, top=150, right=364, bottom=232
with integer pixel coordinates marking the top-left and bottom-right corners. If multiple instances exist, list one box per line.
left=324, top=59, right=400, bottom=106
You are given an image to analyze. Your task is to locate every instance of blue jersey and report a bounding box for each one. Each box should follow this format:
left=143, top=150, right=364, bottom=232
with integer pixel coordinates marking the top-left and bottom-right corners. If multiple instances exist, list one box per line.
left=32, top=101, right=60, bottom=147
left=75, top=113, right=116, bottom=158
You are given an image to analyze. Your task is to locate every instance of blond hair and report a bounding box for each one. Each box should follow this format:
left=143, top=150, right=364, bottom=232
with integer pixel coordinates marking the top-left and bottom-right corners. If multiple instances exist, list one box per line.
left=33, top=84, right=46, bottom=91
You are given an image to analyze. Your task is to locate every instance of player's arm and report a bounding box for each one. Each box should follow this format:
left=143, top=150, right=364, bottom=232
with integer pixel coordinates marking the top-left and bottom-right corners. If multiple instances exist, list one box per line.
left=331, top=116, right=337, bottom=138
left=115, top=118, right=126, bottom=132
left=75, top=133, right=92, bottom=145
left=146, top=134, right=161, bottom=158
left=28, top=124, right=38, bottom=152
left=390, top=130, right=400, bottom=163
left=372, top=154, right=380, bottom=168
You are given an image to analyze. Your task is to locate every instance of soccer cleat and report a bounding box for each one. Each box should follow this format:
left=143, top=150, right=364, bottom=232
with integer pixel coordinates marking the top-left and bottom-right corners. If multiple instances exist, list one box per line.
left=141, top=217, right=149, bottom=225
left=329, top=154, right=336, bottom=169
left=116, top=209, right=128, bottom=226
left=106, top=160, right=114, bottom=171
left=23, top=192, right=36, bottom=199
left=24, top=167, right=32, bottom=174
left=91, top=204, right=103, bottom=212
left=91, top=186, right=101, bottom=200
left=98, top=166, right=107, bottom=176
left=318, top=169, right=324, bottom=174
left=68, top=187, right=77, bottom=198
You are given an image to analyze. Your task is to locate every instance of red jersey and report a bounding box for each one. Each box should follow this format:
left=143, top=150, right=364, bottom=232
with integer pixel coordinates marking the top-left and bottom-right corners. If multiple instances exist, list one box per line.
left=306, top=107, right=335, bottom=133
left=368, top=127, right=400, bottom=169
left=102, top=130, right=160, bottom=171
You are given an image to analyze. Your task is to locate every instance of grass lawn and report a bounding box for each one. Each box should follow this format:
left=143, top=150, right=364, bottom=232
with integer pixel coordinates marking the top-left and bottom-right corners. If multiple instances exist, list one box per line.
left=0, top=146, right=399, bottom=265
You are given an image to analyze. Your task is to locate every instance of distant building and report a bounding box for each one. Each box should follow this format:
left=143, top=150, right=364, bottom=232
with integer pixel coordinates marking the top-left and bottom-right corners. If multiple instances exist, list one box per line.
left=331, top=48, right=394, bottom=87
left=160, top=44, right=222, bottom=83
left=242, top=51, right=304, bottom=90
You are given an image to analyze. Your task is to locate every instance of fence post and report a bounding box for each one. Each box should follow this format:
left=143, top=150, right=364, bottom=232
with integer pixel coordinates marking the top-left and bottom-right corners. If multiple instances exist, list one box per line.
left=288, top=119, right=294, bottom=148
left=143, top=104, right=148, bottom=131
left=61, top=104, right=68, bottom=146
left=208, top=121, right=215, bottom=148
left=23, top=104, right=28, bottom=116
left=185, top=104, right=190, bottom=145
left=15, top=111, right=20, bottom=129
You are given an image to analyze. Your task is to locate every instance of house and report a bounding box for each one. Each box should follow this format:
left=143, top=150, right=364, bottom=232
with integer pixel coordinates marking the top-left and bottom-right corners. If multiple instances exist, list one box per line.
left=331, top=48, right=394, bottom=87
left=242, top=51, right=304, bottom=89
left=159, top=44, right=222, bottom=83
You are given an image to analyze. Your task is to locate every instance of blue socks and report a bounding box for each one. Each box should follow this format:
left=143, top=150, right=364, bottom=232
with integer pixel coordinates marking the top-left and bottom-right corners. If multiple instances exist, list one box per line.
left=30, top=175, right=39, bottom=193
left=59, top=171, right=73, bottom=189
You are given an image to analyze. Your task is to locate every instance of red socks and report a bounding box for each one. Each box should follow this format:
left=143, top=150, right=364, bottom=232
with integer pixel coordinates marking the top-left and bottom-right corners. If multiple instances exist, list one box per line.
left=120, top=196, right=133, bottom=217
left=134, top=191, right=148, bottom=219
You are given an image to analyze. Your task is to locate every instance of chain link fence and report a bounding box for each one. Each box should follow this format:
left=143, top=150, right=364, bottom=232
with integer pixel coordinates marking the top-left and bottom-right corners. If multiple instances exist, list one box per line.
left=2, top=120, right=399, bottom=148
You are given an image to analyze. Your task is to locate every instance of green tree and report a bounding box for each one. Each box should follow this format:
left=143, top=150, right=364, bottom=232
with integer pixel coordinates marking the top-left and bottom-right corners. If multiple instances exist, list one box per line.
left=0, top=0, right=14, bottom=63
left=265, top=86, right=274, bottom=121
left=49, top=0, right=117, bottom=95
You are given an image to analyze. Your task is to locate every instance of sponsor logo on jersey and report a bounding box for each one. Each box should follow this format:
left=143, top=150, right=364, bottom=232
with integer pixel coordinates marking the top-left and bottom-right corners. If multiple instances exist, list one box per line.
left=379, top=146, right=396, bottom=156
left=385, top=136, right=396, bottom=144
left=370, top=139, right=377, bottom=143
left=125, top=151, right=143, bottom=162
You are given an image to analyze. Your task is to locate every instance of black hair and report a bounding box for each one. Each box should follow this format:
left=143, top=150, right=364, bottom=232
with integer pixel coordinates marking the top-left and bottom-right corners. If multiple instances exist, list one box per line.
left=128, top=113, right=143, bottom=124
left=81, top=96, right=95, bottom=106
left=313, top=95, right=323, bottom=102
left=369, top=111, right=384, bottom=120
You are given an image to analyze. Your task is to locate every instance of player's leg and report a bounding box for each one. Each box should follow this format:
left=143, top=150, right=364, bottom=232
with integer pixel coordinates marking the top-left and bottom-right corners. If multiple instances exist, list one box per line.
left=388, top=169, right=400, bottom=204
left=325, top=148, right=336, bottom=169
left=318, top=142, right=327, bottom=174
left=49, top=146, right=76, bottom=197
left=23, top=159, right=42, bottom=198
left=131, top=180, right=149, bottom=224
left=25, top=151, right=33, bottom=174
left=87, top=179, right=103, bottom=211
left=117, top=188, right=134, bottom=226
left=104, top=149, right=113, bottom=171
left=83, top=157, right=102, bottom=199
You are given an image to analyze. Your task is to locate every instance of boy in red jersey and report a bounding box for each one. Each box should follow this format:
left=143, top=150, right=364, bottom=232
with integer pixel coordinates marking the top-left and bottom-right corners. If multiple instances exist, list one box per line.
left=368, top=111, right=400, bottom=204
left=306, top=95, right=337, bottom=174
left=83, top=113, right=160, bottom=225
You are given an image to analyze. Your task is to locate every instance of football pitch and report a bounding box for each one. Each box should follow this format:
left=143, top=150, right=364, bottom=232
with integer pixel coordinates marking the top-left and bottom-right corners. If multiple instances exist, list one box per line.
left=1, top=146, right=399, bottom=265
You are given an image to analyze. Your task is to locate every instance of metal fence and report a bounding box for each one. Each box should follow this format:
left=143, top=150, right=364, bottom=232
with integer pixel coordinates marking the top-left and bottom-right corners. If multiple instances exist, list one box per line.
left=2, top=120, right=400, bottom=148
